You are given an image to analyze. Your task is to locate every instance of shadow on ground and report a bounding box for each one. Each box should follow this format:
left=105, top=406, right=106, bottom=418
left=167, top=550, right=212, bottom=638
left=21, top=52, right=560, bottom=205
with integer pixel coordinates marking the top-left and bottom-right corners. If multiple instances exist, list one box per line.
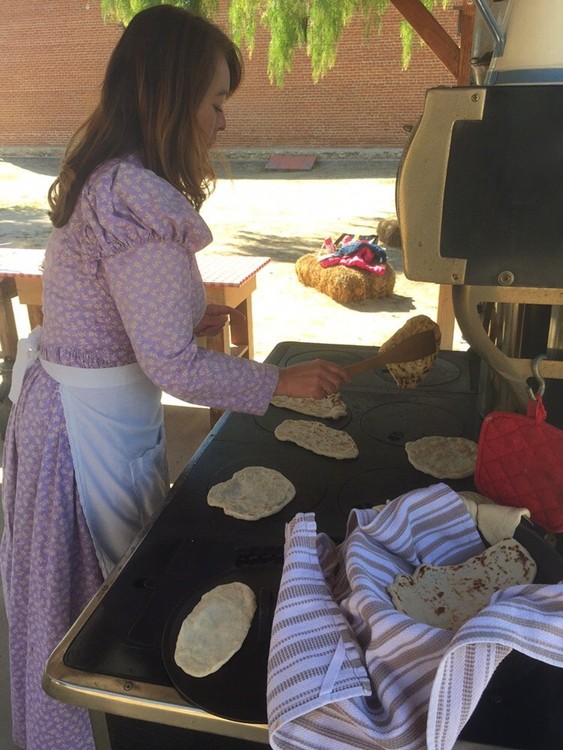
left=3, top=155, right=401, bottom=182
left=209, top=231, right=406, bottom=270
left=0, top=207, right=51, bottom=248
left=218, top=231, right=317, bottom=262
left=1, top=157, right=60, bottom=177
left=342, top=292, right=416, bottom=314
left=216, top=157, right=401, bottom=181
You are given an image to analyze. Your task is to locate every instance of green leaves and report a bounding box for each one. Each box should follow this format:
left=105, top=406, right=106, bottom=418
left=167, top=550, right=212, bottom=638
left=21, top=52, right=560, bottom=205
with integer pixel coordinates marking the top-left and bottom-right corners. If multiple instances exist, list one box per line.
left=229, top=0, right=262, bottom=56
left=262, top=0, right=307, bottom=83
left=100, top=0, right=453, bottom=84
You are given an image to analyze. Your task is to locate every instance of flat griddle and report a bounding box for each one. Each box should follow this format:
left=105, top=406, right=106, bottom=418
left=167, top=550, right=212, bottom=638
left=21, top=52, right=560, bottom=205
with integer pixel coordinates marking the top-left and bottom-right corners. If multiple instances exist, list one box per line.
left=61, top=342, right=563, bottom=746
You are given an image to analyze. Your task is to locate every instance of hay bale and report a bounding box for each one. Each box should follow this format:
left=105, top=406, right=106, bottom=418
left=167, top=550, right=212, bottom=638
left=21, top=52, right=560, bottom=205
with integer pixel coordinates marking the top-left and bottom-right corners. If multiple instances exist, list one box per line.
left=295, top=254, right=395, bottom=305
left=377, top=218, right=402, bottom=248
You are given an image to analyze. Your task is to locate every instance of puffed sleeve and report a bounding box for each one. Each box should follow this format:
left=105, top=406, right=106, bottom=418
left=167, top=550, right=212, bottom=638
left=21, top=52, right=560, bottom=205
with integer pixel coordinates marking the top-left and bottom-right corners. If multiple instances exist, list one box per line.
left=82, top=157, right=279, bottom=414
left=81, top=156, right=214, bottom=260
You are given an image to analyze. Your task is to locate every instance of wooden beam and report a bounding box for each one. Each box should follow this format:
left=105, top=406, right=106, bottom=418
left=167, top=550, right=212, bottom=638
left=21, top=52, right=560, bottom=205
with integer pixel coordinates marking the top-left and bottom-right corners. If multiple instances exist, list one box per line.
left=457, top=0, right=476, bottom=85
left=390, top=0, right=461, bottom=78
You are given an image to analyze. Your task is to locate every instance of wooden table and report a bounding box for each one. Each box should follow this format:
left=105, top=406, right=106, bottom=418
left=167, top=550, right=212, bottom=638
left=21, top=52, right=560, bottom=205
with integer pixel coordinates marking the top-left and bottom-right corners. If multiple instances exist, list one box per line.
left=196, top=254, right=270, bottom=360
left=196, top=254, right=271, bottom=423
left=0, top=248, right=270, bottom=425
left=0, top=248, right=269, bottom=361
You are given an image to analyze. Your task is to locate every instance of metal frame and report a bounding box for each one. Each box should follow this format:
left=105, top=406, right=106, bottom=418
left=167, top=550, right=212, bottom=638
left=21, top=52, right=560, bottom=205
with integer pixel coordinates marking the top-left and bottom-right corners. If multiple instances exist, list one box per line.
left=452, top=284, right=563, bottom=410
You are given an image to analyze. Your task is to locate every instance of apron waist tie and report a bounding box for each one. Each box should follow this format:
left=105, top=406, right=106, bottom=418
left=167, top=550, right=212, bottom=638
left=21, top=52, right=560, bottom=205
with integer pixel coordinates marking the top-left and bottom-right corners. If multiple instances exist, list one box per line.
left=9, top=326, right=42, bottom=404
left=9, top=325, right=145, bottom=401
left=40, top=360, right=144, bottom=388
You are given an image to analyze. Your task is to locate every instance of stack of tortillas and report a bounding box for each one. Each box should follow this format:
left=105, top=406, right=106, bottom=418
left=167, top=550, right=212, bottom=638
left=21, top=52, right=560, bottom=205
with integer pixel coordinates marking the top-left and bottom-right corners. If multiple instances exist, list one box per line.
left=207, top=466, right=296, bottom=520
left=405, top=435, right=478, bottom=479
left=388, top=538, right=537, bottom=630
left=274, top=419, right=359, bottom=459
left=270, top=392, right=347, bottom=420
left=174, top=582, right=256, bottom=677
left=379, top=314, right=441, bottom=389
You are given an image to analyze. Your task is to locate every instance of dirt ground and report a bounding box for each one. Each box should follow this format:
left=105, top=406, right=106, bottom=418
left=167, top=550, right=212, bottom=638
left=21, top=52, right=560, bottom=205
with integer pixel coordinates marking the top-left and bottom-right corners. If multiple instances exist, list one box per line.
left=0, top=152, right=461, bottom=362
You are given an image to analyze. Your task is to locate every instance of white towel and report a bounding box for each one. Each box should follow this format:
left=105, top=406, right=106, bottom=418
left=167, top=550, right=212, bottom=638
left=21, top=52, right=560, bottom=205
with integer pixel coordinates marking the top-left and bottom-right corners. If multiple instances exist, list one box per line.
left=267, top=483, right=563, bottom=750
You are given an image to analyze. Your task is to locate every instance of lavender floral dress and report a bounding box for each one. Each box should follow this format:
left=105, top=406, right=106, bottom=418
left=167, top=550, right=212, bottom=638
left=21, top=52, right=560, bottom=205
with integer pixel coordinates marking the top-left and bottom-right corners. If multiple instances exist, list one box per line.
left=0, top=153, right=279, bottom=749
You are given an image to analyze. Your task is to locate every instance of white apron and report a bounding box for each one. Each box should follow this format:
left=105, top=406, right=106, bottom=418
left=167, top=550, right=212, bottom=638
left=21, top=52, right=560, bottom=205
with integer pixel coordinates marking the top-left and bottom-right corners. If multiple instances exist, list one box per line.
left=10, top=328, right=169, bottom=578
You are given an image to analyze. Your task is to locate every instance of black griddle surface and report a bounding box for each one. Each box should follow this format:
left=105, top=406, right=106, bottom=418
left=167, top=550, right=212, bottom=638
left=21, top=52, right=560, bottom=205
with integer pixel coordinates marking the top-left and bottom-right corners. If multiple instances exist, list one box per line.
left=360, top=399, right=465, bottom=444
left=61, top=343, right=562, bottom=745
left=65, top=344, right=481, bottom=681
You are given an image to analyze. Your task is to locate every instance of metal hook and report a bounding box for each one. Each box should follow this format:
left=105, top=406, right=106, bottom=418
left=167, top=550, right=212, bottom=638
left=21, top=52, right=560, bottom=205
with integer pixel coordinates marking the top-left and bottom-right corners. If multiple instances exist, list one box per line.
left=527, top=354, right=547, bottom=400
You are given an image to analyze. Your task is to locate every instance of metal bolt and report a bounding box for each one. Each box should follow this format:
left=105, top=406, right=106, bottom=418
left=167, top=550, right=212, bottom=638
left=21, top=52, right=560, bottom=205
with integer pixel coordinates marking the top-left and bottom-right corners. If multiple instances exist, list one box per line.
left=471, top=93, right=480, bottom=102
left=123, top=682, right=133, bottom=692
left=498, top=271, right=514, bottom=286
left=452, top=273, right=460, bottom=282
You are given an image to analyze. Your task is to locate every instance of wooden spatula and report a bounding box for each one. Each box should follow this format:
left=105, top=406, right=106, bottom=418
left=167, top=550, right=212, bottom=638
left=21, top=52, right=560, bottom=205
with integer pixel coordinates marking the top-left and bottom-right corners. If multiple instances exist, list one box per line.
left=344, top=330, right=438, bottom=379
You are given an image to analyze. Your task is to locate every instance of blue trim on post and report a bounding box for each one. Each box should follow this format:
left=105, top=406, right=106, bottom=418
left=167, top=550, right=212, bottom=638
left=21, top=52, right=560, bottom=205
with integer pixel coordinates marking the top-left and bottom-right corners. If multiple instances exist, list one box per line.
left=486, top=68, right=563, bottom=85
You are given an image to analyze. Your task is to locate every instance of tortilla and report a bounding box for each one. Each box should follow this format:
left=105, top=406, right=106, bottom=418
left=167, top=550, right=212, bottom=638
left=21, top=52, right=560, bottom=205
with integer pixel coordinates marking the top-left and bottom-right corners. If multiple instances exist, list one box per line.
left=274, top=419, right=359, bottom=459
left=458, top=490, right=493, bottom=507
left=459, top=491, right=531, bottom=547
left=379, top=314, right=441, bottom=389
left=405, top=435, right=478, bottom=478
left=270, top=392, right=347, bottom=420
left=207, top=466, right=296, bottom=520
left=388, top=539, right=536, bottom=630
left=174, top=582, right=256, bottom=677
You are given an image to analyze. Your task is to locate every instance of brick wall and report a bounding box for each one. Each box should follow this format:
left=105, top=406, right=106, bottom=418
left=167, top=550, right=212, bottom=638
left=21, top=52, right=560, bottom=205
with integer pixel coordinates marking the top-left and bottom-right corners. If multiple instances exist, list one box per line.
left=0, top=1, right=122, bottom=147
left=0, top=2, right=459, bottom=149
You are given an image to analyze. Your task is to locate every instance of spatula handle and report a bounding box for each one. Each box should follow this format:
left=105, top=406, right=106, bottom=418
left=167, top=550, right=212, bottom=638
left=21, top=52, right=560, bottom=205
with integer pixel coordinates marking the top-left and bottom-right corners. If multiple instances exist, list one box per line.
left=344, top=330, right=437, bottom=379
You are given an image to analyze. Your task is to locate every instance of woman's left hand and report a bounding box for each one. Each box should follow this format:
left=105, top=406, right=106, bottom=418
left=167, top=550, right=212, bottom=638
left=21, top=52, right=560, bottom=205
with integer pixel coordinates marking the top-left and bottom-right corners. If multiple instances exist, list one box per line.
left=194, top=304, right=245, bottom=338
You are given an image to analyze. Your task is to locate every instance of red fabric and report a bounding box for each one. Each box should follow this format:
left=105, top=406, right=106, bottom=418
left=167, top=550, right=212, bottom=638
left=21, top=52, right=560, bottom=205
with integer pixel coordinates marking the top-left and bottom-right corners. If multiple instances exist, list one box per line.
left=319, top=246, right=387, bottom=275
left=475, top=396, right=563, bottom=533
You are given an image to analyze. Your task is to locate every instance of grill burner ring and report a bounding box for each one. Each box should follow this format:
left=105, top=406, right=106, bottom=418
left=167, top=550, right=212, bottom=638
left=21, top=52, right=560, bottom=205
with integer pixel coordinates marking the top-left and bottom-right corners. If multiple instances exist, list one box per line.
left=283, top=347, right=381, bottom=387
left=375, top=357, right=460, bottom=388
left=337, top=468, right=427, bottom=517
left=284, top=348, right=362, bottom=368
left=361, top=402, right=464, bottom=446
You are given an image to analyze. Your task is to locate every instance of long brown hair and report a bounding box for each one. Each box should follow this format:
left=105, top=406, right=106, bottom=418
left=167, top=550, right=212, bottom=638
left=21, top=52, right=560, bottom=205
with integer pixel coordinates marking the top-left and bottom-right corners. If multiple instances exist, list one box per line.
left=48, top=5, right=243, bottom=227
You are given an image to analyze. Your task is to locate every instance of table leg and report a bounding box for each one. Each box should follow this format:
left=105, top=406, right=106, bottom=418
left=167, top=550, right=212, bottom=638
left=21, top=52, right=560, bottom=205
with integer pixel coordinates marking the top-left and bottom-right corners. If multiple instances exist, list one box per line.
left=0, top=279, right=18, bottom=436
left=27, top=304, right=43, bottom=329
left=0, top=277, right=19, bottom=361
left=436, top=285, right=456, bottom=349
left=230, top=297, right=253, bottom=360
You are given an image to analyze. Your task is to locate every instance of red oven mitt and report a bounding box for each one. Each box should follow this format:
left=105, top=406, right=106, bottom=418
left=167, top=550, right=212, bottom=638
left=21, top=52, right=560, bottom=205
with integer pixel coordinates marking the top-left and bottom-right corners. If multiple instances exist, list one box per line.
left=474, top=395, right=563, bottom=533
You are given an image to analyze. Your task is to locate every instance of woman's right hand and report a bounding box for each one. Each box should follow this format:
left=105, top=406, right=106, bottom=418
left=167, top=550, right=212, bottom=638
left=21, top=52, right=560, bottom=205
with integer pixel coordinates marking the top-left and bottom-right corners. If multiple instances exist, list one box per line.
left=274, top=359, right=349, bottom=400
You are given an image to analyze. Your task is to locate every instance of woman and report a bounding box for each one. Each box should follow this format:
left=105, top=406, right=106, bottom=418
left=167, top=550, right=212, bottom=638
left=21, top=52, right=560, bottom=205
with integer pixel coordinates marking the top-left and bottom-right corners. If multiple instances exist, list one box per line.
left=0, top=6, right=348, bottom=749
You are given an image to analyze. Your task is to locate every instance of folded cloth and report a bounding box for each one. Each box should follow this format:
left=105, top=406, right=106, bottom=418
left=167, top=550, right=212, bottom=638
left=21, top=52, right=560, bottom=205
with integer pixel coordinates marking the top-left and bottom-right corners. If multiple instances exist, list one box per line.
left=319, top=241, right=388, bottom=275
left=267, top=483, right=563, bottom=750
